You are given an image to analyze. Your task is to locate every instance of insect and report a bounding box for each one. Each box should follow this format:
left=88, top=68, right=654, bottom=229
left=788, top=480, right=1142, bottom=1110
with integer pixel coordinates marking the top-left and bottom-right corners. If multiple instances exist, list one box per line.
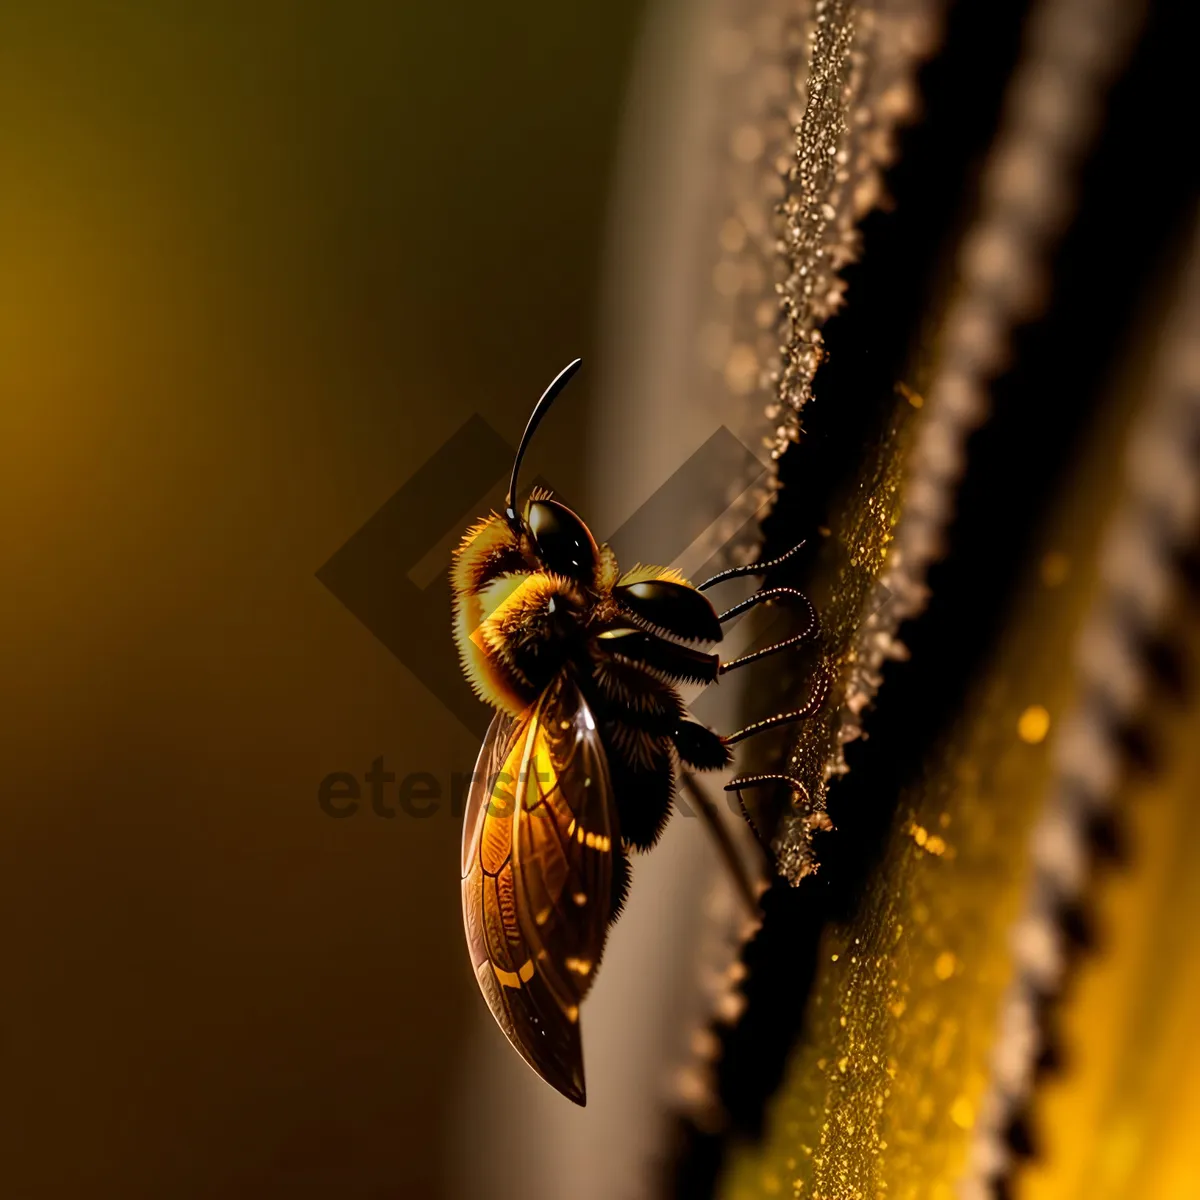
left=452, top=359, right=827, bottom=1104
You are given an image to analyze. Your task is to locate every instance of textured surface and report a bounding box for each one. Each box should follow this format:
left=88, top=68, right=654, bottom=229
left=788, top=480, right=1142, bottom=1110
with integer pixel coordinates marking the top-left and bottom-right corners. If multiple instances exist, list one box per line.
left=770, top=0, right=938, bottom=461
left=718, top=214, right=1200, bottom=1199
left=720, top=505, right=1101, bottom=1198
left=1018, top=674, right=1200, bottom=1200
left=585, top=0, right=945, bottom=1144
left=773, top=0, right=1144, bottom=882
left=1011, top=223, right=1200, bottom=1200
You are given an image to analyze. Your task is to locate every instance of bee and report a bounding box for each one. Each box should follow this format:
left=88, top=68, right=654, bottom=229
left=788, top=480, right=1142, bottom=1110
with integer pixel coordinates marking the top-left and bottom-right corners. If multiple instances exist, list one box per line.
left=452, top=359, right=826, bottom=1104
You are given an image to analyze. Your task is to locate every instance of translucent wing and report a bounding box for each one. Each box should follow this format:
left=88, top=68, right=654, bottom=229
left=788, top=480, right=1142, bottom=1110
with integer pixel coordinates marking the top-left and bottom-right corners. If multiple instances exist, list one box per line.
left=461, top=674, right=617, bottom=1105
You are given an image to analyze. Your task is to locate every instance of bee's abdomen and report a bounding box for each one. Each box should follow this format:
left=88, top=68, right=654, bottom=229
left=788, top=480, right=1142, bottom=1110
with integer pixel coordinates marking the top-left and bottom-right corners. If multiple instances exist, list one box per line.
left=601, top=721, right=675, bottom=851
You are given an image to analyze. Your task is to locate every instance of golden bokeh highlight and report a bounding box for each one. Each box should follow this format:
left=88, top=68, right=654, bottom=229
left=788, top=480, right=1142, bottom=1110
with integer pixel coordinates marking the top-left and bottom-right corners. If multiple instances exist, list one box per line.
left=1017, top=704, right=1052, bottom=745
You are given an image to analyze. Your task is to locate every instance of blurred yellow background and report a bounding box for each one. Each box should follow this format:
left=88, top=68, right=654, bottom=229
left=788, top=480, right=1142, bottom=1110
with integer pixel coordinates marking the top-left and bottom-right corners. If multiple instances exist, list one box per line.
left=0, top=5, right=644, bottom=1196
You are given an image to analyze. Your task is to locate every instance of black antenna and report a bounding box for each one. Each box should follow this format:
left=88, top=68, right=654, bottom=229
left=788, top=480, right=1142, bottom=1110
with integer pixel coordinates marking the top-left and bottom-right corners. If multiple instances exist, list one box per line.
left=504, top=358, right=583, bottom=527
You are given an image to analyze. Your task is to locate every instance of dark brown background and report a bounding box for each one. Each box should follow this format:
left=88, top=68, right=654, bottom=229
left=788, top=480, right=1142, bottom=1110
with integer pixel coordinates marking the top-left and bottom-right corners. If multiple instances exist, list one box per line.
left=0, top=4, right=644, bottom=1196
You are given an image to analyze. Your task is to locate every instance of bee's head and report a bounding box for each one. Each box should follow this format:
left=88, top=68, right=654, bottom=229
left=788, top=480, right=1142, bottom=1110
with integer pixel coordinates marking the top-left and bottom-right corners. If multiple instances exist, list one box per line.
left=504, top=358, right=598, bottom=583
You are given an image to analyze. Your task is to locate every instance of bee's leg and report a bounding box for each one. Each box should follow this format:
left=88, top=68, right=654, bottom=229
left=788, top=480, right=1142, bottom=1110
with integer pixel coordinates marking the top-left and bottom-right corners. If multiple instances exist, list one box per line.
left=716, top=588, right=818, bottom=675
left=720, top=665, right=830, bottom=856
left=669, top=667, right=829, bottom=886
left=594, top=628, right=720, bottom=688
left=723, top=773, right=808, bottom=858
left=696, top=537, right=808, bottom=592
left=672, top=719, right=731, bottom=770
left=722, top=664, right=830, bottom=744
left=715, top=585, right=815, bottom=627
left=677, top=771, right=763, bottom=914
left=672, top=722, right=763, bottom=909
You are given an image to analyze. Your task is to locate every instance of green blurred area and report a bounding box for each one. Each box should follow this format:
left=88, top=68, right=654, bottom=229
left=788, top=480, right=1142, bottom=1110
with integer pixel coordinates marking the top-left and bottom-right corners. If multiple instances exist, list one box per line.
left=0, top=4, right=643, bottom=1197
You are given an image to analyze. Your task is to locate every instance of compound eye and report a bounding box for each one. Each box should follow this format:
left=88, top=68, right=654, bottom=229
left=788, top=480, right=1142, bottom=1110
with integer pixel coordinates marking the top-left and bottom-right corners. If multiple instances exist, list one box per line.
left=526, top=499, right=598, bottom=581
